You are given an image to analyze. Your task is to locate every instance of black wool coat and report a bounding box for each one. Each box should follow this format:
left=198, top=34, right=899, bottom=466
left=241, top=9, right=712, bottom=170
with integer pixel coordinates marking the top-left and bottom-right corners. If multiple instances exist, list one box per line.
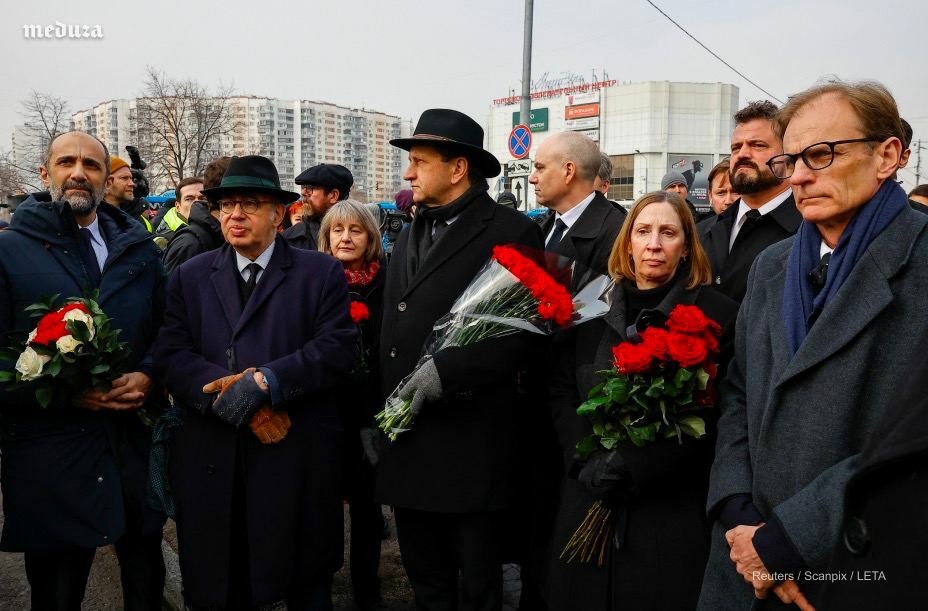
left=544, top=278, right=738, bottom=611
left=539, top=192, right=627, bottom=285
left=283, top=215, right=321, bottom=251
left=697, top=193, right=801, bottom=302
left=376, top=192, right=544, bottom=513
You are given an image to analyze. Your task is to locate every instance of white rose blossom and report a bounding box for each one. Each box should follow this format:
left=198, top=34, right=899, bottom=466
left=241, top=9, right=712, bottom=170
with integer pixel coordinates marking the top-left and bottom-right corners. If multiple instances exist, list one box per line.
left=56, top=334, right=83, bottom=354
left=15, top=346, right=51, bottom=381
left=62, top=308, right=95, bottom=340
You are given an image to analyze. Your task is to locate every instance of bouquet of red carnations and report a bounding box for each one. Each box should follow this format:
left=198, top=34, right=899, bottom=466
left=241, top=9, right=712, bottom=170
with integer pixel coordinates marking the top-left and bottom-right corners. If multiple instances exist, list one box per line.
left=0, top=294, right=130, bottom=410
left=376, top=244, right=613, bottom=441
left=561, top=304, right=721, bottom=566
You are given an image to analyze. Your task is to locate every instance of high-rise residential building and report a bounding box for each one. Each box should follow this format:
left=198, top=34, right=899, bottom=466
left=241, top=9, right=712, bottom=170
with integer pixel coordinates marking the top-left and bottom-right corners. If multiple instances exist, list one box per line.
left=64, top=96, right=411, bottom=200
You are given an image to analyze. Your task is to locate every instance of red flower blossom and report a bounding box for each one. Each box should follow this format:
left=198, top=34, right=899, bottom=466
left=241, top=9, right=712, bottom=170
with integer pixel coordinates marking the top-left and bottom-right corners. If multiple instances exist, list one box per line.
left=32, top=303, right=90, bottom=346
left=492, top=245, right=574, bottom=326
left=666, top=332, right=709, bottom=368
left=349, top=301, right=370, bottom=324
left=667, top=304, right=721, bottom=337
left=703, top=360, right=718, bottom=380
left=612, top=341, right=654, bottom=374
left=639, top=327, right=669, bottom=360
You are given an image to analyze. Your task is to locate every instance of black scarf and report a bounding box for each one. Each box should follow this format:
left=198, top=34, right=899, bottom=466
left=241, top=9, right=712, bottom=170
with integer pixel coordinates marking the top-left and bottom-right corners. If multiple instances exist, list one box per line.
left=407, top=184, right=487, bottom=278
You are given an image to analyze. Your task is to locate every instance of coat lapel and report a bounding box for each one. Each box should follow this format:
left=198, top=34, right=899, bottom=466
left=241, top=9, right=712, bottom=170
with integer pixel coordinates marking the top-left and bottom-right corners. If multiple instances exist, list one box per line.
left=210, top=246, right=244, bottom=332
left=776, top=211, right=927, bottom=387
left=705, top=204, right=736, bottom=273
left=402, top=197, right=493, bottom=298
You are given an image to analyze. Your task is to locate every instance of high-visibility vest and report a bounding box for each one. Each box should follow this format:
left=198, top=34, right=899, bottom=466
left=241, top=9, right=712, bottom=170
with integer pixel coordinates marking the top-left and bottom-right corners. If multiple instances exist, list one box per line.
left=161, top=207, right=187, bottom=232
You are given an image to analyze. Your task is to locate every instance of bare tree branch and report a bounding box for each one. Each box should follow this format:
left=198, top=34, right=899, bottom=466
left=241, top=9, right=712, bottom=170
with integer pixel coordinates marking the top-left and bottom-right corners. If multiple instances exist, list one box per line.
left=16, top=91, right=70, bottom=182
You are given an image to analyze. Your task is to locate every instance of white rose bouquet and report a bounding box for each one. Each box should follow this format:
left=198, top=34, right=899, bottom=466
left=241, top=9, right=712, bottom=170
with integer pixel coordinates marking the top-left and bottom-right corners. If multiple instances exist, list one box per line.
left=0, top=294, right=130, bottom=409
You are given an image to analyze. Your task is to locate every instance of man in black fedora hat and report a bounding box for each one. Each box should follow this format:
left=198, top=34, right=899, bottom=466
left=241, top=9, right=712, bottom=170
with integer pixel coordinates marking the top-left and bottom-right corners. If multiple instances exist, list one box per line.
left=375, top=108, right=543, bottom=609
left=284, top=163, right=353, bottom=251
left=153, top=155, right=357, bottom=610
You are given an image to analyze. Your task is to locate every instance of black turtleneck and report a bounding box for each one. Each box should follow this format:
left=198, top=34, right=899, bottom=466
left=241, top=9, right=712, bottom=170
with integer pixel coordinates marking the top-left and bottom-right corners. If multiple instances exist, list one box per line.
left=622, top=278, right=675, bottom=324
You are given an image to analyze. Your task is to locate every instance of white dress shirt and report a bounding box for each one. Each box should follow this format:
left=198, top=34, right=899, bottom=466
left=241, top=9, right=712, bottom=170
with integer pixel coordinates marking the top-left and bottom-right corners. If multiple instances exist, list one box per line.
left=235, top=241, right=276, bottom=285
left=545, top=192, right=596, bottom=245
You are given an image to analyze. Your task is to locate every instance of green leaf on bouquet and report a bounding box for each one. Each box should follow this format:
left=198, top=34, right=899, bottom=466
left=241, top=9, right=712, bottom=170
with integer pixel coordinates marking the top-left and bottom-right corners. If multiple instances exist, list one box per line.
left=576, top=435, right=599, bottom=457
left=35, top=385, right=53, bottom=408
left=695, top=367, right=710, bottom=390
left=645, top=377, right=665, bottom=398
left=577, top=399, right=601, bottom=417
left=70, top=322, right=90, bottom=342
left=0, top=348, right=20, bottom=361
left=24, top=303, right=51, bottom=313
left=592, top=423, right=605, bottom=437
left=673, top=367, right=694, bottom=386
left=0, top=371, right=14, bottom=382
left=677, top=416, right=706, bottom=439
left=32, top=343, right=56, bottom=357
left=45, top=358, right=62, bottom=377
left=89, top=364, right=110, bottom=375
left=600, top=437, right=618, bottom=450
left=627, top=422, right=659, bottom=447
left=586, top=382, right=605, bottom=398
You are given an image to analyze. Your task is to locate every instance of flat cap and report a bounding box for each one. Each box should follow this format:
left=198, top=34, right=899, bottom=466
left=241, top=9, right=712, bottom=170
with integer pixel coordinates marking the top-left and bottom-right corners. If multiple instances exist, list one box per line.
left=294, top=163, right=353, bottom=196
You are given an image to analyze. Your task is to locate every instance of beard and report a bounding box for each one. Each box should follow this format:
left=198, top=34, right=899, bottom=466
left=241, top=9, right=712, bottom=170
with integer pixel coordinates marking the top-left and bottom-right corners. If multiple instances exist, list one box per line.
left=729, top=161, right=782, bottom=195
left=50, top=179, right=102, bottom=214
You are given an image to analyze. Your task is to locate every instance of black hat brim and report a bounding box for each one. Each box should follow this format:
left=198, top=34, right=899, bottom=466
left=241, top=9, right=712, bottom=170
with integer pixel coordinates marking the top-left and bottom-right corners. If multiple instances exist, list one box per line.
left=391, top=137, right=501, bottom=178
left=200, top=185, right=301, bottom=203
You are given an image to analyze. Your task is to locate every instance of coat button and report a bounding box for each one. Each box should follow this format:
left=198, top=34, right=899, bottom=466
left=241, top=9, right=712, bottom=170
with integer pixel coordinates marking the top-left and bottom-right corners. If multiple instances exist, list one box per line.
left=715, top=276, right=721, bottom=285
left=97, top=476, right=104, bottom=483
left=843, top=516, right=870, bottom=556
left=398, top=302, right=407, bottom=312
left=206, top=464, right=216, bottom=475
left=389, top=348, right=397, bottom=358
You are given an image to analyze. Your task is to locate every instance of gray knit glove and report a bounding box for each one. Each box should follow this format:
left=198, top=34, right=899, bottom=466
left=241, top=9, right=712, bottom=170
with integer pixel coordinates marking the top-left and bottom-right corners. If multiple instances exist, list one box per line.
left=398, top=357, right=443, bottom=416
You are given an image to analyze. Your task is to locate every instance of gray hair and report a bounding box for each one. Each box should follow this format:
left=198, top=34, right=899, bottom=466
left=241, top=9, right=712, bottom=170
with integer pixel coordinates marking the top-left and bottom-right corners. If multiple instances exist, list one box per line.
left=546, top=131, right=601, bottom=182
left=318, top=198, right=384, bottom=263
left=597, top=152, right=613, bottom=183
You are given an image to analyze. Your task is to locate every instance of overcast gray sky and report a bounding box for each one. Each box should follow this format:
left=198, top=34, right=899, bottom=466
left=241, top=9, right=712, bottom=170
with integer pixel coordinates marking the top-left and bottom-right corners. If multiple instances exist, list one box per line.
left=2, top=0, right=926, bottom=184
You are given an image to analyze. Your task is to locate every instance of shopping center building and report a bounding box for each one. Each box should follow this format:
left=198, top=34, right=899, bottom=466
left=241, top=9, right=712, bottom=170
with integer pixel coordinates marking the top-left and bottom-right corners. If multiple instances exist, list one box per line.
left=485, top=78, right=740, bottom=210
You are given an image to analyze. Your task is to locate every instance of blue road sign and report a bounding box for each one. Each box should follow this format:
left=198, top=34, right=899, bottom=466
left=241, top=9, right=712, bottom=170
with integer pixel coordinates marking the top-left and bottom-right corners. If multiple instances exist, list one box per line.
left=508, top=124, right=532, bottom=159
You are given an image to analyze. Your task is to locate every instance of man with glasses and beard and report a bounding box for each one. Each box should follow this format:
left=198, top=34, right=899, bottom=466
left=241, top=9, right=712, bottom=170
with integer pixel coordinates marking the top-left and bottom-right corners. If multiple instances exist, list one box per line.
left=698, top=101, right=802, bottom=302
left=0, top=131, right=166, bottom=610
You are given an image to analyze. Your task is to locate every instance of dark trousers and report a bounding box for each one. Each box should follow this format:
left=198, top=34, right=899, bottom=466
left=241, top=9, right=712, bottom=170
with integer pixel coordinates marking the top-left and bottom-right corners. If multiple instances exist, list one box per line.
left=346, top=449, right=384, bottom=606
left=394, top=508, right=503, bottom=611
left=24, top=530, right=165, bottom=611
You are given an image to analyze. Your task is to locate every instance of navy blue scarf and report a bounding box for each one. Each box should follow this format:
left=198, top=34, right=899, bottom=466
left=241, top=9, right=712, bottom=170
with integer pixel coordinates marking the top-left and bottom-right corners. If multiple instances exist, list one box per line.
left=783, top=180, right=908, bottom=356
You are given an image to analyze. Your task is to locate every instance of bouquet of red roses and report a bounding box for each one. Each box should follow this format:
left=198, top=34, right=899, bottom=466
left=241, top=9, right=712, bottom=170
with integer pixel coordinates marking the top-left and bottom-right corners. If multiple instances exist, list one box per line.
left=376, top=244, right=613, bottom=441
left=0, top=294, right=131, bottom=411
left=561, top=304, right=721, bottom=565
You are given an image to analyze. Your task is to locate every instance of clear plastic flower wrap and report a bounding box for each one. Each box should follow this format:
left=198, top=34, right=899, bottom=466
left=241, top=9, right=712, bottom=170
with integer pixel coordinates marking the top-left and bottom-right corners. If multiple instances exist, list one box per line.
left=376, top=244, right=614, bottom=440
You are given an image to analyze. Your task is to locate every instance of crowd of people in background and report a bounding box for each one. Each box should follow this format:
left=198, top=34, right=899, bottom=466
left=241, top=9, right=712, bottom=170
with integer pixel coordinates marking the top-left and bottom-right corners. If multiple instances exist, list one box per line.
left=0, top=76, right=927, bottom=611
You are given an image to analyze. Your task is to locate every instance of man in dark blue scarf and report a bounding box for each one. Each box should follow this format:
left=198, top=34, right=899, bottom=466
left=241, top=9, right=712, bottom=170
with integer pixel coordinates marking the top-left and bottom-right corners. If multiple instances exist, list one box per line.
left=701, top=80, right=928, bottom=611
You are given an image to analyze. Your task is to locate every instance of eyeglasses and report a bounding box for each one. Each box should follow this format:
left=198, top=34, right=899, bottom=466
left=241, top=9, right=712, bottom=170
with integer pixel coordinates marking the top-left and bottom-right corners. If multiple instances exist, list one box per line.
left=217, top=198, right=277, bottom=214
left=766, top=138, right=880, bottom=179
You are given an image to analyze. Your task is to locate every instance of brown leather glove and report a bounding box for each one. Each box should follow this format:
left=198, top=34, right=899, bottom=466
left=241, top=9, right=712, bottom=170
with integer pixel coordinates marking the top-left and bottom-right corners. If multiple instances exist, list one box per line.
left=202, top=368, right=256, bottom=400
left=249, top=406, right=292, bottom=444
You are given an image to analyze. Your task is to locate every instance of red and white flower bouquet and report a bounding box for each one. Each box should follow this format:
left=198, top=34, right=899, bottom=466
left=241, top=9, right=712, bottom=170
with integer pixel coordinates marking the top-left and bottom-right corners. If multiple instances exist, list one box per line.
left=0, top=295, right=130, bottom=410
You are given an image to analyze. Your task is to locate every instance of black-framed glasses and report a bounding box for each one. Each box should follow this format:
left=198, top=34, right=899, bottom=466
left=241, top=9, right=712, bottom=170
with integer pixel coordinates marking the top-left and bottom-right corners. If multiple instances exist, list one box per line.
left=766, top=138, right=881, bottom=179
left=218, top=198, right=276, bottom=214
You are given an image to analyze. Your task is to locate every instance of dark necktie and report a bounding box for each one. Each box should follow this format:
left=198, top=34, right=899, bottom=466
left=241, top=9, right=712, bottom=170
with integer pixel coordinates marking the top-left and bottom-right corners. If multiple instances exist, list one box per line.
left=732, top=209, right=762, bottom=249
left=242, top=263, right=262, bottom=302
left=431, top=219, right=449, bottom=244
left=809, top=252, right=832, bottom=289
left=546, top=219, right=567, bottom=252
left=77, top=228, right=102, bottom=287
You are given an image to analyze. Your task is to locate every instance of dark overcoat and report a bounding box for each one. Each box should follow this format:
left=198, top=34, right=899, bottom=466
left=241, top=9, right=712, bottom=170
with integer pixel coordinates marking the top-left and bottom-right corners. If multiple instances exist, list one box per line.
left=152, top=237, right=357, bottom=606
left=544, top=278, right=737, bottom=611
left=696, top=193, right=801, bottom=302
left=0, top=194, right=165, bottom=551
left=818, top=329, right=928, bottom=609
left=699, top=206, right=928, bottom=610
left=283, top=215, right=321, bottom=251
left=539, top=192, right=626, bottom=282
left=376, top=192, right=543, bottom=513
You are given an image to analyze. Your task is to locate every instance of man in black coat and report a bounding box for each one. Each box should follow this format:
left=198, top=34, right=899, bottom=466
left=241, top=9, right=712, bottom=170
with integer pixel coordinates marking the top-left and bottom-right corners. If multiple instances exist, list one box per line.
left=283, top=163, right=352, bottom=251
left=162, top=156, right=231, bottom=275
left=0, top=131, right=166, bottom=611
left=697, top=101, right=802, bottom=302
left=533, top=131, right=626, bottom=277
left=376, top=109, right=543, bottom=609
